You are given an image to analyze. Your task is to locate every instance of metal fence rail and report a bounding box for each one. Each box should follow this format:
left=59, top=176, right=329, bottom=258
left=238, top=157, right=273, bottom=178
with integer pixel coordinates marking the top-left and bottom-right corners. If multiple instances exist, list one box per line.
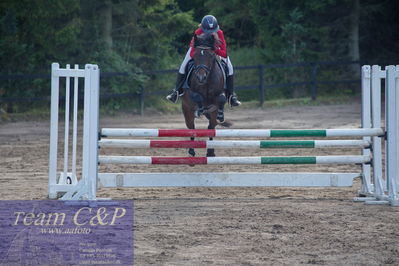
left=0, top=60, right=364, bottom=113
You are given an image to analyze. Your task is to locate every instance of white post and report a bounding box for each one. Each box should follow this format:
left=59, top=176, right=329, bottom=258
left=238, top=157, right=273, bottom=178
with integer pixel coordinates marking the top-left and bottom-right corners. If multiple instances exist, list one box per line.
left=71, top=64, right=79, bottom=184
left=385, top=65, right=399, bottom=205
left=394, top=65, right=399, bottom=205
left=48, top=63, right=60, bottom=199
left=61, top=64, right=71, bottom=184
left=360, top=65, right=372, bottom=195
left=81, top=64, right=100, bottom=200
left=88, top=65, right=100, bottom=199
left=82, top=65, right=92, bottom=199
left=393, top=65, right=399, bottom=200
left=371, top=65, right=385, bottom=198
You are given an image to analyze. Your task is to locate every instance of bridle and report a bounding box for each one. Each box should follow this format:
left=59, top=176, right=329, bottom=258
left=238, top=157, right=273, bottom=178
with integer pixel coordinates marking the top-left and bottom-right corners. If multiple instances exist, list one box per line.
left=194, top=46, right=215, bottom=83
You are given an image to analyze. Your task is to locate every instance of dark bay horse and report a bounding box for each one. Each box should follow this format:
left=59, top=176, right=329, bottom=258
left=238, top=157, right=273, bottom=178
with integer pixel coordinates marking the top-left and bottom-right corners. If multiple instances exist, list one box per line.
left=181, top=33, right=232, bottom=157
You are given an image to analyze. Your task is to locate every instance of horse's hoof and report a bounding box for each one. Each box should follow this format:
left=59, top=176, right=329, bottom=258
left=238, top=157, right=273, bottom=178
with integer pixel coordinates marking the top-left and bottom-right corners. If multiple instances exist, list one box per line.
left=195, top=110, right=203, bottom=118
left=188, top=148, right=196, bottom=157
left=206, top=148, right=216, bottom=157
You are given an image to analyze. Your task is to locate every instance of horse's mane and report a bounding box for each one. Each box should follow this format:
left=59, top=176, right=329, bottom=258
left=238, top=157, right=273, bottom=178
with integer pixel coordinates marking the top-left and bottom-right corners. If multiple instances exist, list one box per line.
left=194, top=33, right=220, bottom=49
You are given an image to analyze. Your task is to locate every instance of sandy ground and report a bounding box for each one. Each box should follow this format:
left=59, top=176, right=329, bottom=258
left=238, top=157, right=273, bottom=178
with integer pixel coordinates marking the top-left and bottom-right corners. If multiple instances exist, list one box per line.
left=1, top=101, right=398, bottom=265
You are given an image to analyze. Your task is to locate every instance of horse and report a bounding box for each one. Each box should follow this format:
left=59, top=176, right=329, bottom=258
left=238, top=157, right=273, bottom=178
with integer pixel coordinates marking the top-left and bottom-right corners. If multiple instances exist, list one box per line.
left=181, top=33, right=232, bottom=158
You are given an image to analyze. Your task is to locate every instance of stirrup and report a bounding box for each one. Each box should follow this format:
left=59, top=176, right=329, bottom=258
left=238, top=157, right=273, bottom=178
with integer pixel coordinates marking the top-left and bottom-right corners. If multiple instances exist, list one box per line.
left=228, top=94, right=241, bottom=107
left=166, top=91, right=179, bottom=103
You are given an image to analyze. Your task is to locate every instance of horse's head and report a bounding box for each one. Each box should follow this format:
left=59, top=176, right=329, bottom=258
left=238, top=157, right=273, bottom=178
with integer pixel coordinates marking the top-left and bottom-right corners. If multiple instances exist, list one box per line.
left=193, top=33, right=217, bottom=84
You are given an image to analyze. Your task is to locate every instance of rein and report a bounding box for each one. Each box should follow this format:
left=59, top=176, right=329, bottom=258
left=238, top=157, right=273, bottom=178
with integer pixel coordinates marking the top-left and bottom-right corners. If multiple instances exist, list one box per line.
left=194, top=64, right=212, bottom=74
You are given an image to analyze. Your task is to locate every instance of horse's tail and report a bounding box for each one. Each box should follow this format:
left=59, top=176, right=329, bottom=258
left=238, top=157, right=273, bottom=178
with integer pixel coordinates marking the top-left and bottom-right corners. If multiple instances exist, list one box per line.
left=218, top=120, right=233, bottom=128
left=204, top=109, right=233, bottom=128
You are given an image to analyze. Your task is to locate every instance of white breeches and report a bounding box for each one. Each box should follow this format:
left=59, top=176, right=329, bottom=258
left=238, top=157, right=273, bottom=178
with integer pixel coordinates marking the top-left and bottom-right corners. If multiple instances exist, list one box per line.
left=178, top=48, right=193, bottom=74
left=178, top=47, right=234, bottom=76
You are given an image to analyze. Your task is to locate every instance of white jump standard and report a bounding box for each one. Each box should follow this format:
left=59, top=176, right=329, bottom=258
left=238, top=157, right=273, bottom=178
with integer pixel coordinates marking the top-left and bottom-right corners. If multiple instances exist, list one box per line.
left=48, top=63, right=399, bottom=206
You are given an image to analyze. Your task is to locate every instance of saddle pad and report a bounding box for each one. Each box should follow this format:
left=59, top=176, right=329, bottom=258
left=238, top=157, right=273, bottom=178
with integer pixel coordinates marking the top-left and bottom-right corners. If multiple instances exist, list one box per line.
left=183, top=59, right=227, bottom=89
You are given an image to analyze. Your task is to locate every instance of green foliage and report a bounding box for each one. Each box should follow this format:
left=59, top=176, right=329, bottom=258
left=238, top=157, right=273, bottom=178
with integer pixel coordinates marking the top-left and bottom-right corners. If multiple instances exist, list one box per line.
left=280, top=8, right=307, bottom=62
left=0, top=0, right=196, bottom=112
left=1, top=0, right=399, bottom=114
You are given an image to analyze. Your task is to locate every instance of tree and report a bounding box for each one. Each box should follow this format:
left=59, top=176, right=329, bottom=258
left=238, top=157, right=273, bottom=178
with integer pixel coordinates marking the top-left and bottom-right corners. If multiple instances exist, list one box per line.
left=348, top=0, right=360, bottom=76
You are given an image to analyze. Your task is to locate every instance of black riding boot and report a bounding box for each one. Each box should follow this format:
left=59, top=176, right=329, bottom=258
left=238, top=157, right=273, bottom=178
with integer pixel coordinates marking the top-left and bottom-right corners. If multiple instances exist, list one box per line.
left=166, top=73, right=185, bottom=103
left=226, top=75, right=241, bottom=107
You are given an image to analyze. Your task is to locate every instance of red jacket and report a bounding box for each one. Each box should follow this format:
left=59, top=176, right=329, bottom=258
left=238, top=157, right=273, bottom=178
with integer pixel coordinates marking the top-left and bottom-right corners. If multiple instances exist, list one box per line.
left=189, top=28, right=227, bottom=58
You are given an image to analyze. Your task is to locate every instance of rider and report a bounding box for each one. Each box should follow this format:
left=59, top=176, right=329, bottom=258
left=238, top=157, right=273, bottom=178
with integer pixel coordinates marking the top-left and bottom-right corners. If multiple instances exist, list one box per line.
left=166, top=15, right=241, bottom=107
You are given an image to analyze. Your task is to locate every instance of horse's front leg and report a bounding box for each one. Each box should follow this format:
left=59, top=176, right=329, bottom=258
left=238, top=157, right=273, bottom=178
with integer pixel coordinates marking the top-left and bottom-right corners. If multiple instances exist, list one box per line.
left=216, top=93, right=227, bottom=122
left=206, top=112, right=218, bottom=157
left=190, top=90, right=204, bottom=117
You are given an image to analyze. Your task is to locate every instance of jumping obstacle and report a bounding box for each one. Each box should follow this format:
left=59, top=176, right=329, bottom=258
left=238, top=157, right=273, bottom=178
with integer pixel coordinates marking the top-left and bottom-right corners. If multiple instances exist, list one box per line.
left=99, top=139, right=371, bottom=149
left=98, top=155, right=371, bottom=165
left=100, top=128, right=383, bottom=137
left=48, top=63, right=399, bottom=206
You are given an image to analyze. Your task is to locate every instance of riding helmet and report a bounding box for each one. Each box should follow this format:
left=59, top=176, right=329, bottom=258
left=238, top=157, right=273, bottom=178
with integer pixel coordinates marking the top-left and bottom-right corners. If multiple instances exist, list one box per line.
left=201, top=15, right=219, bottom=33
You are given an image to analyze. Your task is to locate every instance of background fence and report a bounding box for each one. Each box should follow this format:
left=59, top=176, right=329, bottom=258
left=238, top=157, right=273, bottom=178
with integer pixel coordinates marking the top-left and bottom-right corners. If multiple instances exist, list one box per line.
left=0, top=60, right=363, bottom=115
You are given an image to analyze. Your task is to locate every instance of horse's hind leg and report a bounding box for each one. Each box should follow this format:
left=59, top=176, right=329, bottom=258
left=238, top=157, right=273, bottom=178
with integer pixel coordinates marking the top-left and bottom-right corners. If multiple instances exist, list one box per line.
left=188, top=137, right=195, bottom=157
left=206, top=112, right=218, bottom=157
